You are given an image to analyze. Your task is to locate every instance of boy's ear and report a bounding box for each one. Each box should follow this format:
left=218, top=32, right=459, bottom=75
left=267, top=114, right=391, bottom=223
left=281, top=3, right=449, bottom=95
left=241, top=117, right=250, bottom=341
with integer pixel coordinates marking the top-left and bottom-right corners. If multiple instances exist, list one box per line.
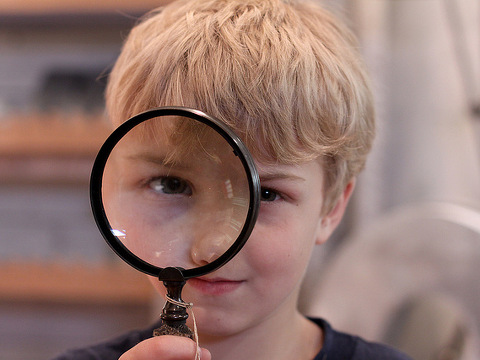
left=315, top=179, right=356, bottom=245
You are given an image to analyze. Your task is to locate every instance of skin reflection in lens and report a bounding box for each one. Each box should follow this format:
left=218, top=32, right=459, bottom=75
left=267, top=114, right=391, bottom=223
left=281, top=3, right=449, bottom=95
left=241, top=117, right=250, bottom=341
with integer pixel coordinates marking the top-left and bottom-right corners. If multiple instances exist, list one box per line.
left=102, top=116, right=250, bottom=270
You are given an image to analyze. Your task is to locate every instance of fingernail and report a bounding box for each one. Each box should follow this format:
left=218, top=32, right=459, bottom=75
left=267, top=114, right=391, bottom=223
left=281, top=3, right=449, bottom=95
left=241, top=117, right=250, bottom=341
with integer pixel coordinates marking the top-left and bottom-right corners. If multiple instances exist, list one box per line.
left=200, top=347, right=211, bottom=360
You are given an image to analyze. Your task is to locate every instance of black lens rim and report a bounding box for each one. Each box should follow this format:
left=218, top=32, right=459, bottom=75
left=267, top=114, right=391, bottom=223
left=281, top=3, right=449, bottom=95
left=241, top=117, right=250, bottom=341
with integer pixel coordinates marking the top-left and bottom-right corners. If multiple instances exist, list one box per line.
left=90, top=106, right=260, bottom=280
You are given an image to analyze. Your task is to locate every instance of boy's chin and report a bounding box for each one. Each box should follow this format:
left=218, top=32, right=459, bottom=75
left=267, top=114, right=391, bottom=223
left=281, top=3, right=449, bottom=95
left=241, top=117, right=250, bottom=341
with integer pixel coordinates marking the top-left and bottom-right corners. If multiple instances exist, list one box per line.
left=192, top=306, right=259, bottom=338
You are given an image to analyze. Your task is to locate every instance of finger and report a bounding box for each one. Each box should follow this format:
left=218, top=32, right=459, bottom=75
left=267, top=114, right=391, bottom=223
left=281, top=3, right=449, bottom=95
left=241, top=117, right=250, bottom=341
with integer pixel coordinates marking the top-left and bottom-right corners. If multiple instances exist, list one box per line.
left=119, top=335, right=211, bottom=360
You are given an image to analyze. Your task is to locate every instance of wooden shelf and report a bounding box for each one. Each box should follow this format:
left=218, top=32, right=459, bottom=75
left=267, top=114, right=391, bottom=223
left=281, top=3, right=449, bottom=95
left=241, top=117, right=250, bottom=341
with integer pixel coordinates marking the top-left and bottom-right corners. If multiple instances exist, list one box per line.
left=0, top=261, right=154, bottom=305
left=0, top=0, right=171, bottom=15
left=0, top=113, right=112, bottom=158
left=0, top=113, right=113, bottom=184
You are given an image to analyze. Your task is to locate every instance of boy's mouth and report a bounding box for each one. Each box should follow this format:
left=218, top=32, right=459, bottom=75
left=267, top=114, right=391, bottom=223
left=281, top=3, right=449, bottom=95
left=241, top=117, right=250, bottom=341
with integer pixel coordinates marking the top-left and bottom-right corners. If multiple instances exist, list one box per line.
left=188, top=277, right=244, bottom=296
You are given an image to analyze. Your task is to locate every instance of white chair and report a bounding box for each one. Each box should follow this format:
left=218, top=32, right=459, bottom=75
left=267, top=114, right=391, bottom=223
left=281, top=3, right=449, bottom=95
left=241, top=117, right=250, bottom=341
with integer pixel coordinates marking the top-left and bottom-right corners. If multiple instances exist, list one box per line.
left=301, top=202, right=480, bottom=360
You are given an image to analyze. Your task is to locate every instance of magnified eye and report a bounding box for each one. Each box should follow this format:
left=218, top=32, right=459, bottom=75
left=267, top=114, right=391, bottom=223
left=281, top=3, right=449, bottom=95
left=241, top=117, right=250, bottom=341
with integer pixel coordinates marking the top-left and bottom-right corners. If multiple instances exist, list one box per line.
left=260, top=187, right=280, bottom=202
left=149, top=177, right=192, bottom=196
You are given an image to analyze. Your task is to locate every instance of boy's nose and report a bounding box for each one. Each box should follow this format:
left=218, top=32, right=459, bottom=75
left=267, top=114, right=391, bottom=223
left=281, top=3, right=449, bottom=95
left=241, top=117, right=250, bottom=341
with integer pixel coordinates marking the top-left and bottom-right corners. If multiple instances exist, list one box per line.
left=190, top=232, right=232, bottom=266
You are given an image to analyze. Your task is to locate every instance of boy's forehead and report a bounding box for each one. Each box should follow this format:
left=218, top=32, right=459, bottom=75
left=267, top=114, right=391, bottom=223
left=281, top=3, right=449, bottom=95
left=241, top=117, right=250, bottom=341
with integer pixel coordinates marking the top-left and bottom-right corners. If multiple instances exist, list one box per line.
left=112, top=115, right=249, bottom=169
left=127, top=115, right=228, bottom=146
left=114, top=108, right=325, bottom=172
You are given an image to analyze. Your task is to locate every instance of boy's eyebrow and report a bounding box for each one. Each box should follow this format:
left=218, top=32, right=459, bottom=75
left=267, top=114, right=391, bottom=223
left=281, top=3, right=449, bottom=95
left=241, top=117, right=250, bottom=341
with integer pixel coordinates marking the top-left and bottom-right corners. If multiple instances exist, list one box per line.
left=259, top=172, right=306, bottom=182
left=126, top=152, right=166, bottom=164
left=124, top=152, right=306, bottom=181
left=124, top=151, right=189, bottom=170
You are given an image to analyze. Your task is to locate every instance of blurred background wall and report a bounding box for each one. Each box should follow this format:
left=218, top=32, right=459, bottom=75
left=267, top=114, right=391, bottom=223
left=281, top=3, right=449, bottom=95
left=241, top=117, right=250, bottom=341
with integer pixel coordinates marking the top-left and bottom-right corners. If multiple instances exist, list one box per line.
left=303, top=1, right=480, bottom=359
left=350, top=0, right=480, bottom=225
left=0, top=0, right=479, bottom=359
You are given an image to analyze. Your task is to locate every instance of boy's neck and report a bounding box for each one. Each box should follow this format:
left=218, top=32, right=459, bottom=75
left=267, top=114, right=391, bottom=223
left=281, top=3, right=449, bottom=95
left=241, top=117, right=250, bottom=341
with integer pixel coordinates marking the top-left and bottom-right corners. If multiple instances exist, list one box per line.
left=197, top=301, right=323, bottom=360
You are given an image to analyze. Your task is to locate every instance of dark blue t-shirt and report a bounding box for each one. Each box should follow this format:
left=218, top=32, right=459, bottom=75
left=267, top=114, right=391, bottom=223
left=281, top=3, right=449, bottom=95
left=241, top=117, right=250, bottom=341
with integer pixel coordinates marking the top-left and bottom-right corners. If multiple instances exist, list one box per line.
left=312, top=318, right=411, bottom=359
left=53, top=318, right=411, bottom=359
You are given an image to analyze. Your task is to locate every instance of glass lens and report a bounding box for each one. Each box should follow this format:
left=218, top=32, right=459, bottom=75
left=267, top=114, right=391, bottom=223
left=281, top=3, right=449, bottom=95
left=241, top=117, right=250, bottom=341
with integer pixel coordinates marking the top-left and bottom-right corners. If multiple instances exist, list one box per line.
left=101, top=115, right=250, bottom=270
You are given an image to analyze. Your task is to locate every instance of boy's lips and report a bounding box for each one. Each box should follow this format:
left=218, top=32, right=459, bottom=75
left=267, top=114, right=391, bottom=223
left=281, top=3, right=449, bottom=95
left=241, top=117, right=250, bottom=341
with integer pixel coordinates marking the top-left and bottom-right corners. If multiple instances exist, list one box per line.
left=188, top=277, right=244, bottom=295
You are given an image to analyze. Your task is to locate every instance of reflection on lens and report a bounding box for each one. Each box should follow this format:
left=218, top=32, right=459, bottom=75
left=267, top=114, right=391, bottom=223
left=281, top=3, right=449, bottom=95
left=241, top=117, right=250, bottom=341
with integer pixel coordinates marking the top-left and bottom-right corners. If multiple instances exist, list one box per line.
left=111, top=229, right=126, bottom=237
left=101, top=115, right=251, bottom=271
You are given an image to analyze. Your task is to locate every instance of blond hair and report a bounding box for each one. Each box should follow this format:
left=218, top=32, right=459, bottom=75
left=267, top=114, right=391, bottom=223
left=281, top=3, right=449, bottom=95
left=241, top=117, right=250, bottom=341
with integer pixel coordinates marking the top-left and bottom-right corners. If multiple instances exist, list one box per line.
left=106, top=0, right=375, bottom=214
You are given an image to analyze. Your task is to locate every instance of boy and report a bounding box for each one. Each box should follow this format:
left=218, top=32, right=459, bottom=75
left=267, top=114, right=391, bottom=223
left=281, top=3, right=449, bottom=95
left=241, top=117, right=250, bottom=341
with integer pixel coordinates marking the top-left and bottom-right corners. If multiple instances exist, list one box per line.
left=55, top=0, right=411, bottom=359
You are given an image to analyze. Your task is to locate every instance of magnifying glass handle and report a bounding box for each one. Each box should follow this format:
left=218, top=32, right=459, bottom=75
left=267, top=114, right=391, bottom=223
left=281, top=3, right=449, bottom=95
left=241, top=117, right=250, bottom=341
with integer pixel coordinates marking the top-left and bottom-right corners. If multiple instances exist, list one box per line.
left=153, top=267, right=194, bottom=339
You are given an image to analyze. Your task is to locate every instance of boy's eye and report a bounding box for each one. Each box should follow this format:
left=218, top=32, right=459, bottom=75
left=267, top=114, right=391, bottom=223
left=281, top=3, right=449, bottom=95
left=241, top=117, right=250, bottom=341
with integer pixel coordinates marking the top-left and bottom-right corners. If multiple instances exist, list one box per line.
left=149, top=177, right=192, bottom=195
left=260, top=188, right=280, bottom=202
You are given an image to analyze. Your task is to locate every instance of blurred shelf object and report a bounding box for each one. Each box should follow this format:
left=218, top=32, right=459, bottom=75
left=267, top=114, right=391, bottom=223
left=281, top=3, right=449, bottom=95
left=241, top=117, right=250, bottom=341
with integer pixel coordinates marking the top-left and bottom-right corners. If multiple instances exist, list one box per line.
left=0, top=261, right=154, bottom=305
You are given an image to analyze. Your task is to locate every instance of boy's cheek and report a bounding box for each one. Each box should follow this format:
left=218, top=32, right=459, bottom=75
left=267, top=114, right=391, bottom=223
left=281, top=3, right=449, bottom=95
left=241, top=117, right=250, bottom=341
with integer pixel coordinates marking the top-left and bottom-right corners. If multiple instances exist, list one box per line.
left=148, top=276, right=167, bottom=296
left=244, top=225, right=314, bottom=270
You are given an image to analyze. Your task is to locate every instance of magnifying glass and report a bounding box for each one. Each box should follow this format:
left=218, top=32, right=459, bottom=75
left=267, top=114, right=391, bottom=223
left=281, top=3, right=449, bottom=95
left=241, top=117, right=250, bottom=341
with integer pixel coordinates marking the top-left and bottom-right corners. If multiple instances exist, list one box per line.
left=90, top=106, right=260, bottom=339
